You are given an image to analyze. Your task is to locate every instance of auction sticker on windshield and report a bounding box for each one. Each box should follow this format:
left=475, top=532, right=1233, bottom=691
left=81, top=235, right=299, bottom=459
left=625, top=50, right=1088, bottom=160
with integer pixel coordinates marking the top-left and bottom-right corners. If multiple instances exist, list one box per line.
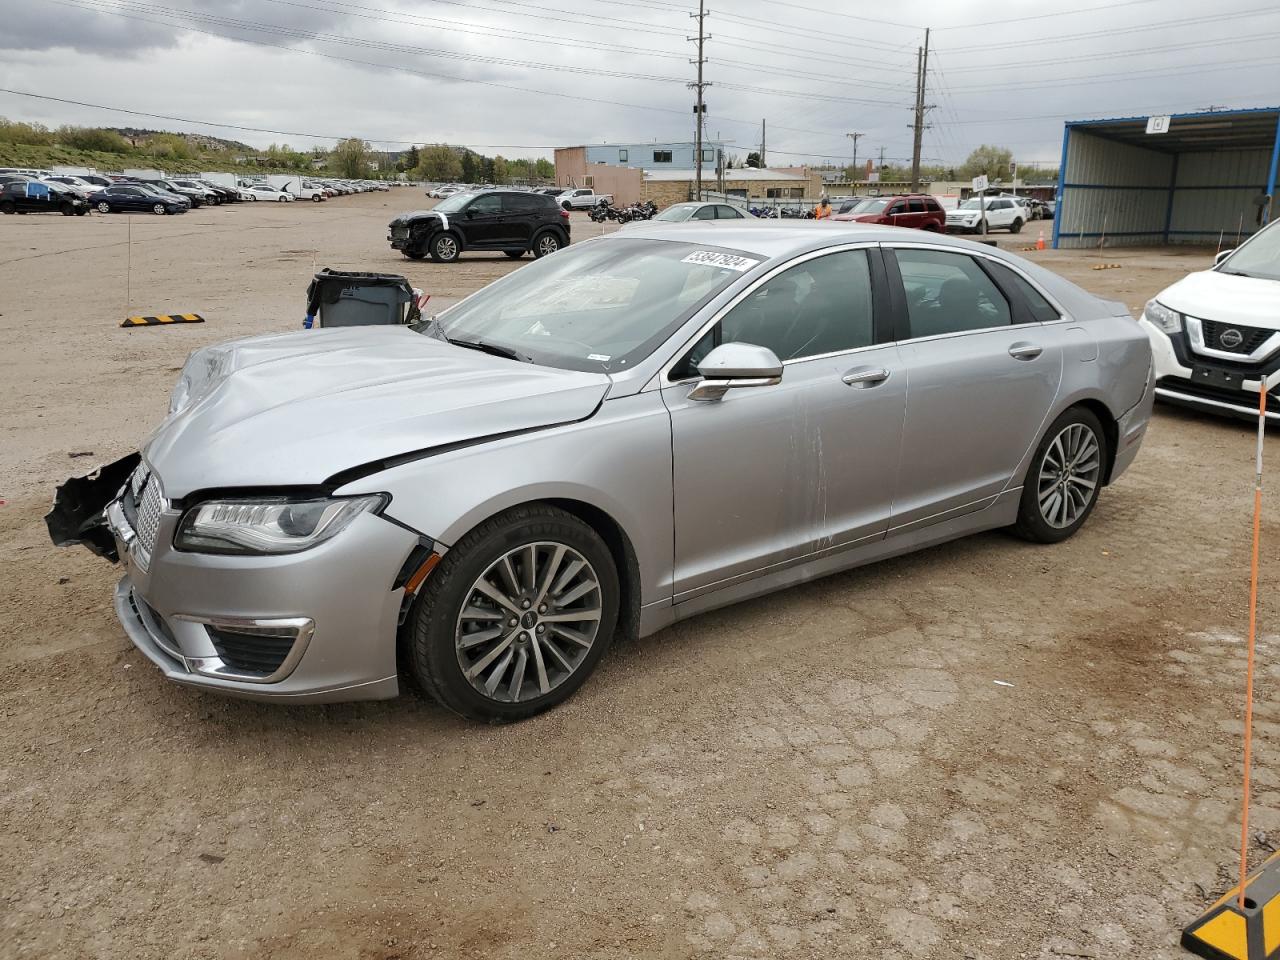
left=681, top=251, right=761, bottom=272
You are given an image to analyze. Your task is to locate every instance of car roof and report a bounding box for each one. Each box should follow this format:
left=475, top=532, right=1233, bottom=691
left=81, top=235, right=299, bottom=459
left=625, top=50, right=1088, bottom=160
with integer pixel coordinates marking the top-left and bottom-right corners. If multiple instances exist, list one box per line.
left=600, top=221, right=1104, bottom=314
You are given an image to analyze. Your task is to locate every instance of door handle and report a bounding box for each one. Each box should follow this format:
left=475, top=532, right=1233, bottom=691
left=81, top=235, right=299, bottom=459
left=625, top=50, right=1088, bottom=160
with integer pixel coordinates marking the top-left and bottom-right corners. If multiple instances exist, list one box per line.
left=1008, top=342, right=1043, bottom=361
left=842, top=366, right=891, bottom=387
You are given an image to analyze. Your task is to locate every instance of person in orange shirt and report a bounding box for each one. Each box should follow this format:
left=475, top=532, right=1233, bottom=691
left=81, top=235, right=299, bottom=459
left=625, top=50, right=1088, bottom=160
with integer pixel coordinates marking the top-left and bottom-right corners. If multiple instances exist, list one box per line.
left=814, top=196, right=832, bottom=219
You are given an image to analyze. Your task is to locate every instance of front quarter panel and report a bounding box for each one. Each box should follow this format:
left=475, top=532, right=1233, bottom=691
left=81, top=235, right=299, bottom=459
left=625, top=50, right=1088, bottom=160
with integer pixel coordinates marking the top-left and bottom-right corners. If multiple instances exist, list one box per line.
left=334, top=390, right=675, bottom=615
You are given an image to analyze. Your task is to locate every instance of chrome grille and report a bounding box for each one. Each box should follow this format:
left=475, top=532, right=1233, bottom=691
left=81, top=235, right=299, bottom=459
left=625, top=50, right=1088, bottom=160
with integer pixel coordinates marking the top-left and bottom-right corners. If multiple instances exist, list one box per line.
left=134, top=474, right=163, bottom=559
left=1200, top=318, right=1271, bottom=356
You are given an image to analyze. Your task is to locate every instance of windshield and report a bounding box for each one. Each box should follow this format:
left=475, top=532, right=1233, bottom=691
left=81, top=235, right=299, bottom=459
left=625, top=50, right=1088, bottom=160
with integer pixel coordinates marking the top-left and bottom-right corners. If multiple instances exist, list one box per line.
left=852, top=198, right=891, bottom=214
left=1220, top=221, right=1280, bottom=281
left=654, top=204, right=697, bottom=222
left=958, top=198, right=990, bottom=210
left=419, top=238, right=761, bottom=373
left=433, top=192, right=476, bottom=214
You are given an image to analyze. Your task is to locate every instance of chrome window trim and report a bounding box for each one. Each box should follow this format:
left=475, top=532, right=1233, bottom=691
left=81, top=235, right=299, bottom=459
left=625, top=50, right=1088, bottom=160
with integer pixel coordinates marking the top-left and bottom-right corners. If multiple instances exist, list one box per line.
left=1185, top=315, right=1280, bottom=363
left=657, top=241, right=882, bottom=386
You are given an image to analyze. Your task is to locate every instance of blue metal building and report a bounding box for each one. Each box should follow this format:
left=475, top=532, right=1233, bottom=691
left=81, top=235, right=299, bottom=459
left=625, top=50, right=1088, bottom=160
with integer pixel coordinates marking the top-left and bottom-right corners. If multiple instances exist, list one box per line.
left=582, top=141, right=724, bottom=169
left=1053, top=107, right=1280, bottom=249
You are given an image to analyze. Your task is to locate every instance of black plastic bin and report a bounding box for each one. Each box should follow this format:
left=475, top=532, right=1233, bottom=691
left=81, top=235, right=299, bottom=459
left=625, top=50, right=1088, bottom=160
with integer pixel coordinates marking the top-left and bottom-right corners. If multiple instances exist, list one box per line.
left=305, top=269, right=420, bottom=328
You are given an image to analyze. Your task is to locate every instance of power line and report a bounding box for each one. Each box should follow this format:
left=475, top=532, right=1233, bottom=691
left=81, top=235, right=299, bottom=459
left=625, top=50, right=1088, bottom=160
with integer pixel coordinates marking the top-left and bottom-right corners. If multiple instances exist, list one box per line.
left=942, top=30, right=1280, bottom=73
left=937, top=5, right=1280, bottom=54
left=933, top=0, right=1165, bottom=31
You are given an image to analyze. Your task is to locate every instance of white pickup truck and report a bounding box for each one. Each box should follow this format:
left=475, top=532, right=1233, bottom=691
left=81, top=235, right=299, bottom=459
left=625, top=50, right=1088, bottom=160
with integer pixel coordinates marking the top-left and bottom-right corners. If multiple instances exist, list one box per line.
left=557, top=188, right=612, bottom=210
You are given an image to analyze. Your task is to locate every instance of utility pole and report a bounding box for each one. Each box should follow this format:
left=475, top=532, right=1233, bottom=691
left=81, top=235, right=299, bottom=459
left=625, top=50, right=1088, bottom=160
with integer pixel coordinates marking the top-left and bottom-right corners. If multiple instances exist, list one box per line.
left=689, top=0, right=710, bottom=199
left=909, top=27, right=931, bottom=192
left=846, top=132, right=863, bottom=183
left=760, top=118, right=766, bottom=168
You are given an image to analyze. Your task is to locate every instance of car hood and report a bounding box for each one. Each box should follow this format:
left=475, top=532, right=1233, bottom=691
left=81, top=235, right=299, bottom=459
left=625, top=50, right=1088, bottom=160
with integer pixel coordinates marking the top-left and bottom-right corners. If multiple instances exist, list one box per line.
left=389, top=210, right=446, bottom=226
left=1157, top=269, right=1280, bottom=330
left=143, top=327, right=612, bottom=498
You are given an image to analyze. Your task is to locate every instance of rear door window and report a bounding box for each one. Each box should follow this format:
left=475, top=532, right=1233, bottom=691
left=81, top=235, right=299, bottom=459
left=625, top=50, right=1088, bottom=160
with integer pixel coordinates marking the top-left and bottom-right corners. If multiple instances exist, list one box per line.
left=502, top=193, right=542, bottom=214
left=892, top=248, right=1012, bottom=338
left=908, top=199, right=925, bottom=213
left=716, top=205, right=743, bottom=219
left=691, top=206, right=717, bottom=220
left=983, top=261, right=1061, bottom=323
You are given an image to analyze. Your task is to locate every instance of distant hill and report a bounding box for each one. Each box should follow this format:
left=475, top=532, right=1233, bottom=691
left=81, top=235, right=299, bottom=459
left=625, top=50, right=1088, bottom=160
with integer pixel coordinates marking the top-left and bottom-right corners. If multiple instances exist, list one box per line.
left=106, top=127, right=255, bottom=153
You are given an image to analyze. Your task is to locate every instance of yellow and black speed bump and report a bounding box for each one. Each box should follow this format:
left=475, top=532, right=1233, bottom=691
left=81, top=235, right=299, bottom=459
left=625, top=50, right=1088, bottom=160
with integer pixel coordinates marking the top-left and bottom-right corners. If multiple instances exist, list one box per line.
left=1184, top=850, right=1280, bottom=959
left=121, top=313, right=204, bottom=328
left=1091, top=263, right=1123, bottom=270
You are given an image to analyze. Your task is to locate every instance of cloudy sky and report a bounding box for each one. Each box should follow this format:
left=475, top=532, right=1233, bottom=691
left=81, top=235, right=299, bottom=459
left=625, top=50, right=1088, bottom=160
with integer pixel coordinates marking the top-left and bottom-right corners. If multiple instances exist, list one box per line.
left=1, top=0, right=1277, bottom=171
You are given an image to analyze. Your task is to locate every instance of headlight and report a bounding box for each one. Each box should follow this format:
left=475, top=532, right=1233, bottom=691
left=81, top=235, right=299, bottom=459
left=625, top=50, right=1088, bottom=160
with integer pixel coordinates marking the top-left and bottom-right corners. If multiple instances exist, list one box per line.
left=1144, top=299, right=1181, bottom=334
left=175, top=494, right=387, bottom=555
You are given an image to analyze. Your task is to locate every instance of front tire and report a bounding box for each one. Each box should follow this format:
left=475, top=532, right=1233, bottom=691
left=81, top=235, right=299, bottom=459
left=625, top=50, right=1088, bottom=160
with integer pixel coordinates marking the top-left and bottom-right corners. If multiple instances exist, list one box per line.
left=61, top=203, right=76, bottom=216
left=407, top=505, right=619, bottom=722
left=1012, top=407, right=1107, bottom=544
left=430, top=233, right=461, bottom=263
left=403, top=249, right=427, bottom=260
left=312, top=194, right=323, bottom=202
left=504, top=249, right=525, bottom=259
left=1010, top=217, right=1024, bottom=234
left=0, top=200, right=14, bottom=215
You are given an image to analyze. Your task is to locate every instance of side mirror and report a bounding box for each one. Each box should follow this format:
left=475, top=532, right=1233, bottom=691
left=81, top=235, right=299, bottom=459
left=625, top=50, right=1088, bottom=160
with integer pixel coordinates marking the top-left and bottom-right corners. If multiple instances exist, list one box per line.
left=1215, top=249, right=1234, bottom=265
left=688, top=342, right=783, bottom=402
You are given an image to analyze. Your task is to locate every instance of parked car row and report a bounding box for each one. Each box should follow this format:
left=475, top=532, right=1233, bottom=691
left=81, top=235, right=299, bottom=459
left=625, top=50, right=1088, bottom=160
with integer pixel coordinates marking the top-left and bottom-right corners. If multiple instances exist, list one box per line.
left=0, top=168, right=390, bottom=216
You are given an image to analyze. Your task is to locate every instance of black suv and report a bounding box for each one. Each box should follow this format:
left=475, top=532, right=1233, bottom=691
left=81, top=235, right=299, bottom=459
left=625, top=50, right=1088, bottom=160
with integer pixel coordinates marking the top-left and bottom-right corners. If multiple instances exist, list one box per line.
left=388, top=190, right=570, bottom=262
left=0, top=179, right=89, bottom=216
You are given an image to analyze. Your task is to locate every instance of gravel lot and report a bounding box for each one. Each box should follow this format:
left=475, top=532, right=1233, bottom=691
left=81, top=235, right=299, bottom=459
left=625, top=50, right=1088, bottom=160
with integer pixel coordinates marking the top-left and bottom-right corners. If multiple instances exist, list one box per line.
left=3, top=192, right=1278, bottom=960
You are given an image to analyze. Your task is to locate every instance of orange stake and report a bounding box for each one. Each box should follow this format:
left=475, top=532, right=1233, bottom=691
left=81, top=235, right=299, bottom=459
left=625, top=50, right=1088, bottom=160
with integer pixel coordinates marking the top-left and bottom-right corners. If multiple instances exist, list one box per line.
left=1239, top=383, right=1268, bottom=909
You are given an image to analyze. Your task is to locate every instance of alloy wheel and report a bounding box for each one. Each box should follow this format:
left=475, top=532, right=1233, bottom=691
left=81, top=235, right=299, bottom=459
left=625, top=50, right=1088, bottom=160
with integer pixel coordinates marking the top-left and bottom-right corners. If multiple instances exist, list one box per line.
left=538, top=234, right=560, bottom=256
left=436, top=236, right=458, bottom=260
left=153, top=203, right=166, bottom=215
left=1037, top=422, right=1101, bottom=528
left=455, top=541, right=602, bottom=703
left=97, top=202, right=110, bottom=213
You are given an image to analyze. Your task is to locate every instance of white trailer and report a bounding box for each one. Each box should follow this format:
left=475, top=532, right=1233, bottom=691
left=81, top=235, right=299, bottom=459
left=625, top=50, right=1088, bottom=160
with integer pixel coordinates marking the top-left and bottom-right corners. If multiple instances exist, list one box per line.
left=51, top=165, right=97, bottom=177
left=123, top=168, right=166, bottom=181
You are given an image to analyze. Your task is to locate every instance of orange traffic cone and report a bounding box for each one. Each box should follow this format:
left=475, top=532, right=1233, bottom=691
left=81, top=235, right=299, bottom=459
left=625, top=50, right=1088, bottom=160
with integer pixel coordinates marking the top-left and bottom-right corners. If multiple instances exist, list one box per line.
left=1036, top=229, right=1046, bottom=251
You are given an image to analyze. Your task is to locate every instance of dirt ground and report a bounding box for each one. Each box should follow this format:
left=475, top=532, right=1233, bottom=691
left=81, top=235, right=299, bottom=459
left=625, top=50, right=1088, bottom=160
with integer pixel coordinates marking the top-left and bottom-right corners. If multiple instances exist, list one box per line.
left=3, top=192, right=1279, bottom=960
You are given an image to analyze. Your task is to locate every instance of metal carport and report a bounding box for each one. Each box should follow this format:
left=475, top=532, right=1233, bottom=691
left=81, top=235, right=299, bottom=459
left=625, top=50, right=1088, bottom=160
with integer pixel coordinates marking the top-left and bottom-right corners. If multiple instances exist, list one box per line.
left=1053, top=107, right=1280, bottom=249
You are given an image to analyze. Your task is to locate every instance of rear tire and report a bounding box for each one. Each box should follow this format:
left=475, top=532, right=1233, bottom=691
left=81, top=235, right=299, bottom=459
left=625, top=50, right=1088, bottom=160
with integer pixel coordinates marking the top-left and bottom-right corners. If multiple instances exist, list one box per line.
left=0, top=200, right=14, bottom=215
left=153, top=203, right=166, bottom=215
left=96, top=201, right=111, bottom=214
left=562, top=201, right=573, bottom=211
left=407, top=504, right=619, bottom=723
left=533, top=231, right=563, bottom=258
left=1011, top=406, right=1108, bottom=544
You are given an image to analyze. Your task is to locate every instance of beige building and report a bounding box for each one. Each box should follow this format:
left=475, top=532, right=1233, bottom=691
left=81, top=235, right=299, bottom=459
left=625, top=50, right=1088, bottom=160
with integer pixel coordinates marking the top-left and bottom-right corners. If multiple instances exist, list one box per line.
left=640, top=168, right=823, bottom=208
left=553, top=146, right=644, bottom=205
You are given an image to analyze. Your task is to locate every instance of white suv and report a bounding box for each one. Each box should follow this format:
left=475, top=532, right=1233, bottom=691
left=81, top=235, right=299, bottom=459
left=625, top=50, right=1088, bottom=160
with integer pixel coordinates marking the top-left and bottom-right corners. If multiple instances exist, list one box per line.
left=1140, top=218, right=1280, bottom=421
left=945, top=197, right=1026, bottom=234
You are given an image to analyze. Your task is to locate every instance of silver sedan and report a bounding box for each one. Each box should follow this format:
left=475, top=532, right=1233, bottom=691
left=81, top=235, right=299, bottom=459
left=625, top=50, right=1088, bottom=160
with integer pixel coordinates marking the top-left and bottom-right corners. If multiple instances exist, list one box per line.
left=50, top=224, right=1154, bottom=721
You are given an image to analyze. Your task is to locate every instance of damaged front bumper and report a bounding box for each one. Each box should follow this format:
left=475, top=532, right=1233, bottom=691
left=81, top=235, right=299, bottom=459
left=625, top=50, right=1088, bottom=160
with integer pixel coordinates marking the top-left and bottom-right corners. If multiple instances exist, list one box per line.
left=44, top=452, right=140, bottom=562
left=47, top=453, right=416, bottom=703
